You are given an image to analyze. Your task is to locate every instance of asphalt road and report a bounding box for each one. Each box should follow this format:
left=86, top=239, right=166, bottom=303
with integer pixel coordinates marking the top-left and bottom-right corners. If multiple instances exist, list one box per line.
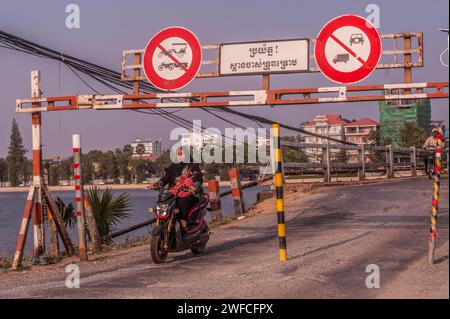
left=0, top=177, right=448, bottom=298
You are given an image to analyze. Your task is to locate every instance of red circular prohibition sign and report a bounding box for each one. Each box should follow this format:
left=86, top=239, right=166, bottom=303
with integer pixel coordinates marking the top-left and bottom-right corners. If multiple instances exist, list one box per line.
left=315, top=15, right=382, bottom=84
left=143, top=26, right=202, bottom=91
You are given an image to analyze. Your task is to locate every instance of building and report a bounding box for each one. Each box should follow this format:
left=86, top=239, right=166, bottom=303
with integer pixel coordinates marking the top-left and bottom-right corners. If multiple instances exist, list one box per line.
left=344, top=118, right=380, bottom=163
left=379, top=96, right=431, bottom=147
left=300, top=114, right=347, bottom=162
left=180, top=130, right=221, bottom=149
left=131, top=138, right=162, bottom=161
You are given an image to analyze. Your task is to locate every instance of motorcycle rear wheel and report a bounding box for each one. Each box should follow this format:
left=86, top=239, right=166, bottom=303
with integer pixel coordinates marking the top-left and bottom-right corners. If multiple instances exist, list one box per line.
left=150, top=234, right=168, bottom=263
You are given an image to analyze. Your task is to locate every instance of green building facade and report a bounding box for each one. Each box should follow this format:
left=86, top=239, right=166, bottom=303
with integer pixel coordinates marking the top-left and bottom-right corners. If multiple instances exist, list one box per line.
left=379, top=99, right=431, bottom=147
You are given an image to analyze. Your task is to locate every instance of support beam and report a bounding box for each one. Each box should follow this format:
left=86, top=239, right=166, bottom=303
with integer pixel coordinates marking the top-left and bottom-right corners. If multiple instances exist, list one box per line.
left=42, top=186, right=75, bottom=256
left=12, top=186, right=36, bottom=270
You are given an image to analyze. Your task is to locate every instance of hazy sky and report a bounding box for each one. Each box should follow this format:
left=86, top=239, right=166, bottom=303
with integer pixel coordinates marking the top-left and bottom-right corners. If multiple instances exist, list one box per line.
left=0, top=0, right=448, bottom=158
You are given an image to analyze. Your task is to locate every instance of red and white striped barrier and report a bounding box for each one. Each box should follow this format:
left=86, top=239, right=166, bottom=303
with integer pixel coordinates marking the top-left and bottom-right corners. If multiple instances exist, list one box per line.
left=15, top=82, right=448, bottom=113
left=12, top=186, right=36, bottom=269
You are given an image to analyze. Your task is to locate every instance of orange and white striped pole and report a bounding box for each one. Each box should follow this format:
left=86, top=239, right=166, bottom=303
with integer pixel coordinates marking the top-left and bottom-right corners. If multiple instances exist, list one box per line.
left=428, top=135, right=443, bottom=265
left=73, top=134, right=88, bottom=261
left=208, top=179, right=222, bottom=221
left=31, top=70, right=45, bottom=259
left=12, top=186, right=36, bottom=269
left=228, top=168, right=245, bottom=217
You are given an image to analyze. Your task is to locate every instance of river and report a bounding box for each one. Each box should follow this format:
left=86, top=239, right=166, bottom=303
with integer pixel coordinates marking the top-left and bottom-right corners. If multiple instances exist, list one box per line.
left=0, top=186, right=268, bottom=257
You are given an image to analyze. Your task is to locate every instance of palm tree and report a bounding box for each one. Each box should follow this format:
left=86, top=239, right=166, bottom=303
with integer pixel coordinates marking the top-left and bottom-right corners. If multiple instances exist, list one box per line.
left=86, top=186, right=132, bottom=237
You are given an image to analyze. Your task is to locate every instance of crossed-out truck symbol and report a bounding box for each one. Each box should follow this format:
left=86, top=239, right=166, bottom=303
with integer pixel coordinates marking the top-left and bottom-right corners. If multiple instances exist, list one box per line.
left=333, top=53, right=350, bottom=64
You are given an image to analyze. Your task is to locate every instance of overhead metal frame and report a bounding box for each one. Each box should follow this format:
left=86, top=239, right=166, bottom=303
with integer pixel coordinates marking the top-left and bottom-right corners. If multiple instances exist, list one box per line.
left=121, top=32, right=424, bottom=81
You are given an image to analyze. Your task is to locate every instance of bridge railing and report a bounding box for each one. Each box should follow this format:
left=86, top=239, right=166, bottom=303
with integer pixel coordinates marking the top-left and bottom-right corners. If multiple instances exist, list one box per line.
left=280, top=141, right=449, bottom=183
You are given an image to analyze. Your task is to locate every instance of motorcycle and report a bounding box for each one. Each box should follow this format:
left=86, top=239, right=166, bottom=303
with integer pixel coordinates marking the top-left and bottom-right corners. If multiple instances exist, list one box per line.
left=425, top=147, right=436, bottom=179
left=149, top=187, right=210, bottom=263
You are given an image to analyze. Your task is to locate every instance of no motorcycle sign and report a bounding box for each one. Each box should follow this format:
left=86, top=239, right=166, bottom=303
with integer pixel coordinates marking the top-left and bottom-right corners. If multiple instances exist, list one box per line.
left=143, top=26, right=202, bottom=91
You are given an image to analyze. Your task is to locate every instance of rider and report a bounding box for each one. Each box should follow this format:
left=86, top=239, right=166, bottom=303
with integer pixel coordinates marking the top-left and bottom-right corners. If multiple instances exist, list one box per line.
left=156, top=147, right=204, bottom=234
left=423, top=127, right=443, bottom=177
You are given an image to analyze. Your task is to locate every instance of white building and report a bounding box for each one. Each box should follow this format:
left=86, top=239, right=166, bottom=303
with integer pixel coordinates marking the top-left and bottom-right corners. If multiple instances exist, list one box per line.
left=300, top=114, right=347, bottom=162
left=131, top=138, right=162, bottom=160
left=344, top=119, right=380, bottom=163
left=180, top=130, right=221, bottom=149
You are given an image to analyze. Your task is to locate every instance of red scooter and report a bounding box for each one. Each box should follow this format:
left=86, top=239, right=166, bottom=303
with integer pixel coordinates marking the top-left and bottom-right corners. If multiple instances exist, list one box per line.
left=149, top=187, right=210, bottom=263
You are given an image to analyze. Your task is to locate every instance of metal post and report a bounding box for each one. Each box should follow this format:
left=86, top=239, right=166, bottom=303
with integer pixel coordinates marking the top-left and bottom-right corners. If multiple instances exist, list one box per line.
left=12, top=186, right=36, bottom=269
left=428, top=136, right=443, bottom=265
left=272, top=124, right=287, bottom=262
left=410, top=146, right=417, bottom=177
left=358, top=145, right=366, bottom=181
left=228, top=167, right=245, bottom=217
left=31, top=70, right=45, bottom=259
left=73, top=134, right=88, bottom=261
left=262, top=74, right=270, bottom=90
left=322, top=146, right=331, bottom=183
left=404, top=36, right=412, bottom=86
left=208, top=179, right=222, bottom=221
left=84, top=194, right=102, bottom=250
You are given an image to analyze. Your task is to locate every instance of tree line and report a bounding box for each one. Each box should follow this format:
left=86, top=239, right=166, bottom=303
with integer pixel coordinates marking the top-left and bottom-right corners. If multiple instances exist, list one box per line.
left=0, top=119, right=437, bottom=187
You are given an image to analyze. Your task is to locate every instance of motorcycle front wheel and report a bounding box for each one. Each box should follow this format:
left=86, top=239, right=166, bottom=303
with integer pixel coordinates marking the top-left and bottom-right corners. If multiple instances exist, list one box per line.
left=150, top=234, right=168, bottom=263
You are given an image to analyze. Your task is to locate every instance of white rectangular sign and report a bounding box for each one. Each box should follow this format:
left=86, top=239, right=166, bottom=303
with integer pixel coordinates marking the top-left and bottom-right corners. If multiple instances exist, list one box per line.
left=219, top=39, right=309, bottom=76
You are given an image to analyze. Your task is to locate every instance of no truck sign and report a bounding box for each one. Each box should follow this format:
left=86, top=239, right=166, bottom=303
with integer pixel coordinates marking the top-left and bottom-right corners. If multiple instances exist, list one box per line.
left=314, top=15, right=382, bottom=84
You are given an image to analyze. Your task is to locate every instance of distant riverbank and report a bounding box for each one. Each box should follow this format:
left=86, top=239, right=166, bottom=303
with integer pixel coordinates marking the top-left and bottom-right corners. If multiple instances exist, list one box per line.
left=0, top=180, right=273, bottom=193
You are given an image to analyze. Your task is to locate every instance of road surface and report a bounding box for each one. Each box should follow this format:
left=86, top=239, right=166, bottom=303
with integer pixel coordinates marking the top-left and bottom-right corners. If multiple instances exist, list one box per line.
left=0, top=177, right=448, bottom=298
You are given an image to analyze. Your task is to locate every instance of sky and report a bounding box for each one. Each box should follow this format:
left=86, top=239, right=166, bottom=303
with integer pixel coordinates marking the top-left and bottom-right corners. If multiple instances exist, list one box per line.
left=0, top=0, right=448, bottom=158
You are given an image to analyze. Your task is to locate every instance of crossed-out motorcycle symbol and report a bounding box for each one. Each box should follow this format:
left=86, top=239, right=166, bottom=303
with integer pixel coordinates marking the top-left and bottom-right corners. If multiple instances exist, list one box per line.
left=158, top=62, right=189, bottom=71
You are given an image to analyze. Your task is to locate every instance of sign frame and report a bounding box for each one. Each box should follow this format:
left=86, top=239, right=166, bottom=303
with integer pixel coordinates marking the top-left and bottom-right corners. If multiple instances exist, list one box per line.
left=314, top=14, right=382, bottom=85
left=219, top=38, right=310, bottom=77
left=142, top=26, right=202, bottom=91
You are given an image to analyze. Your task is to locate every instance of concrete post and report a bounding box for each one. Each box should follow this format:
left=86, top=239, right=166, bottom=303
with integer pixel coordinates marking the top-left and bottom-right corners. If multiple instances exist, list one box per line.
left=386, top=145, right=394, bottom=179
left=208, top=179, right=222, bottom=221
left=410, top=146, right=417, bottom=177
left=322, top=146, right=331, bottom=183
left=358, top=145, right=366, bottom=181
left=228, top=167, right=245, bottom=217
left=73, top=134, right=88, bottom=261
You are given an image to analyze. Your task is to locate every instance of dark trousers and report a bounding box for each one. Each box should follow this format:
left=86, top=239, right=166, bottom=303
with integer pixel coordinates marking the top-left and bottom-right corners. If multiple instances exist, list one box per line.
left=176, top=195, right=198, bottom=222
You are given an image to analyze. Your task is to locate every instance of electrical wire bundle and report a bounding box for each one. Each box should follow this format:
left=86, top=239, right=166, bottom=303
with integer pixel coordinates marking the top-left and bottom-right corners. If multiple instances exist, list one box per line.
left=0, top=29, right=356, bottom=147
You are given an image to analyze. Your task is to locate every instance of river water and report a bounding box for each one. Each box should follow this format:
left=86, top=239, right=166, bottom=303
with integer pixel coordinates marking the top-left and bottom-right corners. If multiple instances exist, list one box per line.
left=0, top=186, right=268, bottom=257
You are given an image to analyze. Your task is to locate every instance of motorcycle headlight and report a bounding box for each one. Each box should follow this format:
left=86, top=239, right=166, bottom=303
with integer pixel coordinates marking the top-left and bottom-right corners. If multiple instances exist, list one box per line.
left=156, top=203, right=169, bottom=216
